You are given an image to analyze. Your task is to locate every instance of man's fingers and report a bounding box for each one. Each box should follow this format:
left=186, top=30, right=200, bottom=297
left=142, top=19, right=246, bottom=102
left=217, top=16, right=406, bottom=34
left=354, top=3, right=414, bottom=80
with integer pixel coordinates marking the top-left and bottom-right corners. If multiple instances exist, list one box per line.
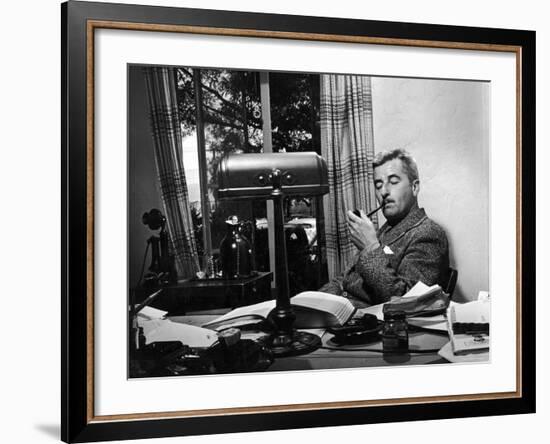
left=347, top=209, right=375, bottom=224
left=347, top=210, right=361, bottom=222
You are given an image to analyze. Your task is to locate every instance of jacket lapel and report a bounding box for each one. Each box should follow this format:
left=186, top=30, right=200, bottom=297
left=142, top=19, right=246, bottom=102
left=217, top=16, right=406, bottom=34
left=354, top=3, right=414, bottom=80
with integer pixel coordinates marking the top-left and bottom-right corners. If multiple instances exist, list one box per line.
left=378, top=206, right=427, bottom=246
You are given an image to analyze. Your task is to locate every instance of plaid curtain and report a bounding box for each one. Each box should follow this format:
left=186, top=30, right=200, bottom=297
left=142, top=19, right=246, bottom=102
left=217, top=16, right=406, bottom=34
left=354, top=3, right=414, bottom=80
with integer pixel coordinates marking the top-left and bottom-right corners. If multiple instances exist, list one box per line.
left=144, top=67, right=200, bottom=277
left=320, top=75, right=378, bottom=279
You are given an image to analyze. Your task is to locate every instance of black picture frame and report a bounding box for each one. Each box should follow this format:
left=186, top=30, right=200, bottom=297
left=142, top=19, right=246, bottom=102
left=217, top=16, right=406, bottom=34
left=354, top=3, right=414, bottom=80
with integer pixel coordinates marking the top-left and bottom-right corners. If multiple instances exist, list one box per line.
left=62, top=1, right=536, bottom=442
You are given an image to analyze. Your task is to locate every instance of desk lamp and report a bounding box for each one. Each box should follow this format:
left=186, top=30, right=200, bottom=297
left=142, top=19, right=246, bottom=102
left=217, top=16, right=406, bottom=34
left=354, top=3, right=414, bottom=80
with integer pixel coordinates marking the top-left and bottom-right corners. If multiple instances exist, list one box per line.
left=217, top=152, right=329, bottom=357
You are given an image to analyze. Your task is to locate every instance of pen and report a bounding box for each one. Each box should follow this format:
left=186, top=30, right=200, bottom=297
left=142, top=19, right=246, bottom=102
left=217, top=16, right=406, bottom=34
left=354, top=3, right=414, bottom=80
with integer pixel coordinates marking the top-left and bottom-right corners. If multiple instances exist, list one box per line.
left=133, top=289, right=164, bottom=314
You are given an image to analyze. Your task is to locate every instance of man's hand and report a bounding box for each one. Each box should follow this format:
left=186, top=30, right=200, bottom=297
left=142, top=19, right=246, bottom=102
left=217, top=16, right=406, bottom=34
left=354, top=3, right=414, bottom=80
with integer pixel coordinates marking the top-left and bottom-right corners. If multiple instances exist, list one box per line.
left=347, top=210, right=380, bottom=252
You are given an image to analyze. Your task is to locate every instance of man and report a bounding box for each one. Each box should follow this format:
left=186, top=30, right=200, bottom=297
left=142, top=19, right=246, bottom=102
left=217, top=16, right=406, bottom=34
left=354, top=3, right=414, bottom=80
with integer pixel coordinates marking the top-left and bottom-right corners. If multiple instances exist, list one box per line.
left=320, top=148, right=449, bottom=307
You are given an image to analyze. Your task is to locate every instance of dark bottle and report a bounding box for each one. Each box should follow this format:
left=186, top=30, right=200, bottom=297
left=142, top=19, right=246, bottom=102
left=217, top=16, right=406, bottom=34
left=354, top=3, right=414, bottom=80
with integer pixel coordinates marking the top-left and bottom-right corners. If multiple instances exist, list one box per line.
left=382, top=310, right=409, bottom=353
left=219, top=215, right=253, bottom=279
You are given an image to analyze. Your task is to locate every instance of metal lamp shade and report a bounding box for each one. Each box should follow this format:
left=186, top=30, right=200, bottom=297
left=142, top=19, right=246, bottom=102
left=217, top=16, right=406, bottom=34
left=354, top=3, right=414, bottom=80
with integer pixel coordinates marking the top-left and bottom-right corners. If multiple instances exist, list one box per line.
left=217, top=152, right=329, bottom=200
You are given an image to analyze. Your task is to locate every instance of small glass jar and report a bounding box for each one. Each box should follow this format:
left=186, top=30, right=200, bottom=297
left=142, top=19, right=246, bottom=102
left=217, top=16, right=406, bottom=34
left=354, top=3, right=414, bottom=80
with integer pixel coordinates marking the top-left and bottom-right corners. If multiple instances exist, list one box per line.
left=382, top=310, right=409, bottom=353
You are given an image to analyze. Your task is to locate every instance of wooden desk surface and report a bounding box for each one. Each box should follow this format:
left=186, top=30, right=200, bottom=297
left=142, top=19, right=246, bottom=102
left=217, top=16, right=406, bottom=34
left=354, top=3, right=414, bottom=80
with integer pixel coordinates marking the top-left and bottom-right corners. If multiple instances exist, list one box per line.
left=171, top=313, right=450, bottom=372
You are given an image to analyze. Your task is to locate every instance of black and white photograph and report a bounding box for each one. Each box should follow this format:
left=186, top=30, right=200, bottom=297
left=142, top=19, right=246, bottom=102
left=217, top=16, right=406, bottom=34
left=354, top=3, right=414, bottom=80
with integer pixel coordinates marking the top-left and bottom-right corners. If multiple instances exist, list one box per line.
left=128, top=65, right=491, bottom=377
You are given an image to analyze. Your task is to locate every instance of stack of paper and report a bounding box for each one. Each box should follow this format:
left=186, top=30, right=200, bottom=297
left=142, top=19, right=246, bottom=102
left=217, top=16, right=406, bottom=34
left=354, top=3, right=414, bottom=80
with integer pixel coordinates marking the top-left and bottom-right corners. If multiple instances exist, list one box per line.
left=360, top=281, right=446, bottom=325
left=382, top=282, right=448, bottom=316
left=447, top=299, right=490, bottom=354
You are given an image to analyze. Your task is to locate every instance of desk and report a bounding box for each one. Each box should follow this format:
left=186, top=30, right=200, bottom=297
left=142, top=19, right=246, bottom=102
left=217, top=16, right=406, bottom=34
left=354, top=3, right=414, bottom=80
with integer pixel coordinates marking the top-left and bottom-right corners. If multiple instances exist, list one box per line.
left=171, top=313, right=450, bottom=372
left=134, top=272, right=273, bottom=314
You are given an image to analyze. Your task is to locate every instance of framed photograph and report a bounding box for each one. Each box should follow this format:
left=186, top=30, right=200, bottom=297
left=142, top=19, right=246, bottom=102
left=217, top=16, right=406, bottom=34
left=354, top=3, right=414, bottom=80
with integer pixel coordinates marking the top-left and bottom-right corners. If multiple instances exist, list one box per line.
left=62, top=1, right=535, bottom=442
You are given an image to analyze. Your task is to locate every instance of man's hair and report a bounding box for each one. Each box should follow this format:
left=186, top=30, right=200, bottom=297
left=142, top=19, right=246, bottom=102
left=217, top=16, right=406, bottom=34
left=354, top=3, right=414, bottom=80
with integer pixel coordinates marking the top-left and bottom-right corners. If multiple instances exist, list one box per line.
left=373, top=148, right=419, bottom=183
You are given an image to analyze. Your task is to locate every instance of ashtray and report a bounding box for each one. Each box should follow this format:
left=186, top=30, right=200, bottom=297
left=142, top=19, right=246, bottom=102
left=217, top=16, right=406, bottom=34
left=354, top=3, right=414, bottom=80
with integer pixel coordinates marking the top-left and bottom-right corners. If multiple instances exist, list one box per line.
left=328, top=313, right=382, bottom=345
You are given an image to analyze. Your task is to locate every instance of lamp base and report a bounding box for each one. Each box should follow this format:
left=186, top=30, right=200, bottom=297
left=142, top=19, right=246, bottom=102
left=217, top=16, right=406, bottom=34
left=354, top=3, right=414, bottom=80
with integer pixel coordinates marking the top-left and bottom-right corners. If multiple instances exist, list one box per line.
left=268, top=330, right=322, bottom=357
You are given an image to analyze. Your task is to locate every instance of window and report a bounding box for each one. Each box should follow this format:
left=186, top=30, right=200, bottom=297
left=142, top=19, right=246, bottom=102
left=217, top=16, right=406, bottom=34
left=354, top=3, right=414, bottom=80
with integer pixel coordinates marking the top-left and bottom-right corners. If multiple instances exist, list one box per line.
left=178, top=67, right=327, bottom=294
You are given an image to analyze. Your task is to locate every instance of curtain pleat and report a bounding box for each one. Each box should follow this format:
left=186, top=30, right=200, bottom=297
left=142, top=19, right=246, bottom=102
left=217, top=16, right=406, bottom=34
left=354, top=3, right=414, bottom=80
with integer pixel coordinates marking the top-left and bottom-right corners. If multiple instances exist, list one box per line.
left=144, top=67, right=200, bottom=277
left=320, top=75, right=377, bottom=279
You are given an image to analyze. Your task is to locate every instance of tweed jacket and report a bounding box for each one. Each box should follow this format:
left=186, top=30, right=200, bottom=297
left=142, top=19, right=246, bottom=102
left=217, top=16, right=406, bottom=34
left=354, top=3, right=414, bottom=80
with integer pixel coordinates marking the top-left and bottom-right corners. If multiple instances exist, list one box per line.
left=320, top=206, right=449, bottom=306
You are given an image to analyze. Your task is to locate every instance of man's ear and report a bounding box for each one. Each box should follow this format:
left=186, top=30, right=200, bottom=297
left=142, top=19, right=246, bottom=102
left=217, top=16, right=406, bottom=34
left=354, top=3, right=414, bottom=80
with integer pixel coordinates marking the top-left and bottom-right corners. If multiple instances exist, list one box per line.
left=411, top=179, right=420, bottom=197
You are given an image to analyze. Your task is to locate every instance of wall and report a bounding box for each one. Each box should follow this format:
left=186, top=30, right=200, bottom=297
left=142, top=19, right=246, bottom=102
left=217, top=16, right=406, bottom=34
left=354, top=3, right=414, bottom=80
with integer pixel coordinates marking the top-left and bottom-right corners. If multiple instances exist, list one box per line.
left=372, top=77, right=490, bottom=301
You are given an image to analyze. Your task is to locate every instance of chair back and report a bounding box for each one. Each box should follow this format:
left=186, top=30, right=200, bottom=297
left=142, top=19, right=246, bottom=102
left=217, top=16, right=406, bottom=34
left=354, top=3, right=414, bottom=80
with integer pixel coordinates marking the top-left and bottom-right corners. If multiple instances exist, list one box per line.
left=445, top=267, right=458, bottom=299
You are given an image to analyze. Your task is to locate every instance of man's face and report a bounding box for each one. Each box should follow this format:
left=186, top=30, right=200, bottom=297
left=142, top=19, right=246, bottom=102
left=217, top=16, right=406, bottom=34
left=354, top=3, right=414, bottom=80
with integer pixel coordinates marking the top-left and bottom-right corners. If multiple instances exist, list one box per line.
left=373, top=158, right=419, bottom=224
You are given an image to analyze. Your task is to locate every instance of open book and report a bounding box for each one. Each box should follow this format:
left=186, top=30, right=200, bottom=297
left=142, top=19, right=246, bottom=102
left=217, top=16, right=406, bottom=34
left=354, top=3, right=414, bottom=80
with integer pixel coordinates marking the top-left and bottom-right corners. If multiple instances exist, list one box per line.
left=202, top=291, right=356, bottom=331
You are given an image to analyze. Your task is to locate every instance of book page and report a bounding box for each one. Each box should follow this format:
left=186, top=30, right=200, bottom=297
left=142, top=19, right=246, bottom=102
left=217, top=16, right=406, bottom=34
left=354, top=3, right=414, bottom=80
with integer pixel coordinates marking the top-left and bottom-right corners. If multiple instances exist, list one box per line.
left=291, top=291, right=355, bottom=324
left=202, top=299, right=276, bottom=328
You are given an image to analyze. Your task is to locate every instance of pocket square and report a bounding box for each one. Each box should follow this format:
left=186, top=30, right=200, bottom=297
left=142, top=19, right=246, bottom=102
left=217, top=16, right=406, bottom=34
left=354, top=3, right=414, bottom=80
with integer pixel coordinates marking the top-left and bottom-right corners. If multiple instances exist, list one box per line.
left=383, top=245, right=394, bottom=255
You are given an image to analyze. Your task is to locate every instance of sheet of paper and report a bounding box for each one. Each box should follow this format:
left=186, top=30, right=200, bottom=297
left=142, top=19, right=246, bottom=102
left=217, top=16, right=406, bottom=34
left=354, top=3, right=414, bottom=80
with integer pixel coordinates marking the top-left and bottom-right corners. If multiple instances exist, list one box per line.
left=451, top=299, right=490, bottom=324
left=138, top=318, right=218, bottom=348
left=358, top=304, right=384, bottom=321
left=403, top=281, right=432, bottom=298
left=407, top=315, right=448, bottom=332
left=438, top=341, right=490, bottom=363
left=407, top=301, right=459, bottom=331
left=136, top=305, right=168, bottom=320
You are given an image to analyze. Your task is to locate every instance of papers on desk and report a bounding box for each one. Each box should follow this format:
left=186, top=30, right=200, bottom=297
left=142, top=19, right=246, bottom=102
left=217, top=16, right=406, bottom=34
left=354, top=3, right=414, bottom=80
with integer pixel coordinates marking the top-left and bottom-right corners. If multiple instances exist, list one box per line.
left=359, top=282, right=490, bottom=342
left=360, top=308, right=448, bottom=332
left=134, top=305, right=218, bottom=349
left=404, top=281, right=436, bottom=298
left=136, top=306, right=168, bottom=321
left=410, top=291, right=491, bottom=335
left=438, top=341, right=489, bottom=363
left=447, top=298, right=490, bottom=354
left=137, top=317, right=218, bottom=348
left=358, top=281, right=448, bottom=332
left=407, top=314, right=448, bottom=332
left=437, top=295, right=490, bottom=362
left=358, top=283, right=491, bottom=363
left=383, top=282, right=449, bottom=316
